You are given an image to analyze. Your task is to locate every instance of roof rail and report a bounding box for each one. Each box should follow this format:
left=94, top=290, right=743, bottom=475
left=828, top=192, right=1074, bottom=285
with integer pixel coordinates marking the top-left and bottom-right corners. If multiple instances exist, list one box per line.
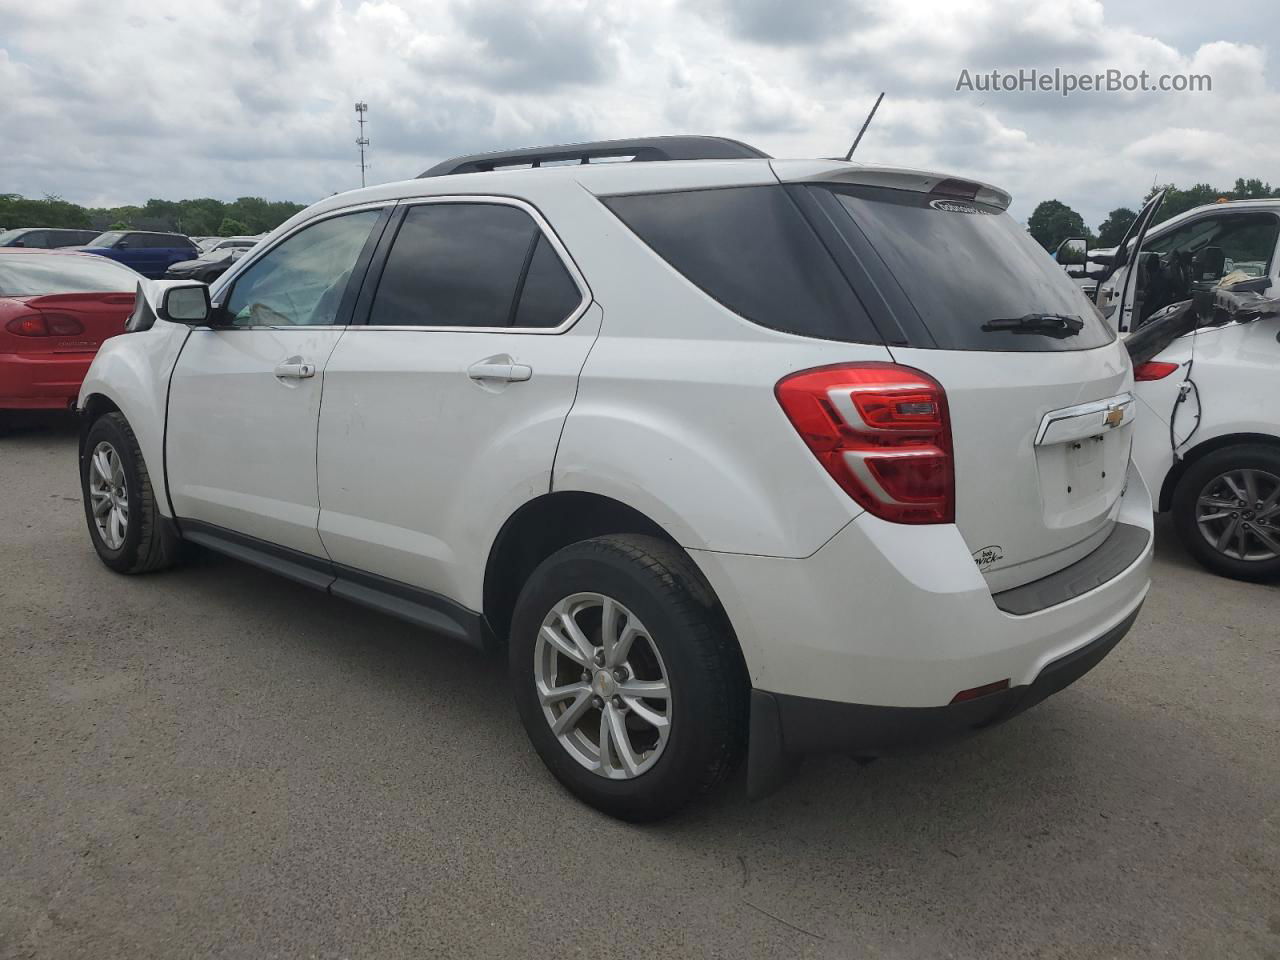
left=418, top=136, right=770, bottom=178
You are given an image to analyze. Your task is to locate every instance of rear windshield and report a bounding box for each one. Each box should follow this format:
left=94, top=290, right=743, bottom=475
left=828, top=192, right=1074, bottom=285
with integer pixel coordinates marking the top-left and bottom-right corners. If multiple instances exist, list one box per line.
left=821, top=184, right=1114, bottom=351
left=0, top=253, right=138, bottom=296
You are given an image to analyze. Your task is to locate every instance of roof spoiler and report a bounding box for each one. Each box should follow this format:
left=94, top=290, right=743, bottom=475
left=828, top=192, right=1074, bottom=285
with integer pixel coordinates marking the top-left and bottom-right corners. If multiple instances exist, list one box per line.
left=419, top=136, right=771, bottom=178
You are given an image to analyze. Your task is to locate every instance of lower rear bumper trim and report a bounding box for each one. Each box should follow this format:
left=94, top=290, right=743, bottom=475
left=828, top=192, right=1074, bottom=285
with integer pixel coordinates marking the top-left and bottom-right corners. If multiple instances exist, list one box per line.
left=746, top=603, right=1142, bottom=798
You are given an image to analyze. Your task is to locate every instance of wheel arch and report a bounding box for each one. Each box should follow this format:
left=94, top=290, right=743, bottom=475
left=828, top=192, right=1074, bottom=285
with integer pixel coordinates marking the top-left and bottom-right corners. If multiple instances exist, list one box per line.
left=1160, top=432, right=1280, bottom=512
left=484, top=491, right=694, bottom=646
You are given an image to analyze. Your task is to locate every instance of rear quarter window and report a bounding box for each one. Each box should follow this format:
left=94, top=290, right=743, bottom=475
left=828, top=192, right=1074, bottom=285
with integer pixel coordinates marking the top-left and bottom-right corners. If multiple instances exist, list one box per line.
left=602, top=185, right=881, bottom=344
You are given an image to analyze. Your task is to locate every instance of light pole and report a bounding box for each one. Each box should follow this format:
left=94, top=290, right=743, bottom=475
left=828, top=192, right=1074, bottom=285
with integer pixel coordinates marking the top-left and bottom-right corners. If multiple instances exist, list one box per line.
left=354, top=102, right=370, bottom=188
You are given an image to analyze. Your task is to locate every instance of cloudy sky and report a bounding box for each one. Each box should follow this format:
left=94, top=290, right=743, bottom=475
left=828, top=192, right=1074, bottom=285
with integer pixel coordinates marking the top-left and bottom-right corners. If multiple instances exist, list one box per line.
left=1, top=0, right=1274, bottom=227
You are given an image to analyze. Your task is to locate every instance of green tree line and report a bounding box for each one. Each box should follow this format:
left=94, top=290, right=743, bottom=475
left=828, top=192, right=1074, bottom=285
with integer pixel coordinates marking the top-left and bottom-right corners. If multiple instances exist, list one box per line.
left=1028, top=177, right=1280, bottom=252
left=0, top=193, right=308, bottom=236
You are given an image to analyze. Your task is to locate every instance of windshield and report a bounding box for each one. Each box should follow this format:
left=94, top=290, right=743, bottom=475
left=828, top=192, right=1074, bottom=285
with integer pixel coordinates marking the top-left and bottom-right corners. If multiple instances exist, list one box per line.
left=0, top=253, right=138, bottom=296
left=0, top=229, right=30, bottom=245
left=821, top=184, right=1114, bottom=351
left=87, top=231, right=124, bottom=248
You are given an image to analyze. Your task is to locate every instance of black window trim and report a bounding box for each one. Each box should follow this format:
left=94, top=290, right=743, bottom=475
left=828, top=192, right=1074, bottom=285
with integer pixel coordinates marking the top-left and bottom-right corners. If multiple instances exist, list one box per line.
left=350, top=194, right=592, bottom=334
left=206, top=202, right=395, bottom=330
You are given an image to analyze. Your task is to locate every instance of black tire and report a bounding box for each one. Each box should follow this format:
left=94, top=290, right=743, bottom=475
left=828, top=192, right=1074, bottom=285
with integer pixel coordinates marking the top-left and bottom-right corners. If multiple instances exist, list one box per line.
left=80, top=411, right=182, bottom=574
left=509, top=534, right=748, bottom=822
left=1172, top=443, right=1280, bottom=582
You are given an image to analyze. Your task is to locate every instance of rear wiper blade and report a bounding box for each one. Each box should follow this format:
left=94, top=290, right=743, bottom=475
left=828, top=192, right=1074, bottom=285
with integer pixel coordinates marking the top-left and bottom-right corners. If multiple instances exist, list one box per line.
left=980, top=313, right=1085, bottom=338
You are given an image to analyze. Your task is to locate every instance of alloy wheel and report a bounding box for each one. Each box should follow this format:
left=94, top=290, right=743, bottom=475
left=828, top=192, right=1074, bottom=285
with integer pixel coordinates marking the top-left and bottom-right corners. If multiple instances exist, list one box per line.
left=1195, top=468, right=1280, bottom=561
left=534, top=592, right=672, bottom=780
left=88, top=441, right=129, bottom=550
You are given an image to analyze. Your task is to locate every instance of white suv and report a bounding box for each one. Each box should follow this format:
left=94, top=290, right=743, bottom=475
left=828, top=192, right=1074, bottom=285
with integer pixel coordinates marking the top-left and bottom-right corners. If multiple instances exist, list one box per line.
left=77, top=136, right=1153, bottom=821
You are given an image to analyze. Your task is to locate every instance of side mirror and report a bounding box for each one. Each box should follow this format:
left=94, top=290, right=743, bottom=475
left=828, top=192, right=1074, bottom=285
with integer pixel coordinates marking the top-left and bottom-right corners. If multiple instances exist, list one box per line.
left=1192, top=246, right=1226, bottom=283
left=1056, top=236, right=1088, bottom=266
left=158, top=283, right=211, bottom=324
left=115, top=240, right=129, bottom=249
left=11, top=239, right=24, bottom=247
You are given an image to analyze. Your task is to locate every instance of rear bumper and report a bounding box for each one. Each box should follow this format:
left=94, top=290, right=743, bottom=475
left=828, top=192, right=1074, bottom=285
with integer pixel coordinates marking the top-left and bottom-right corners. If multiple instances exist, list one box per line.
left=747, top=603, right=1141, bottom=793
left=0, top=352, right=94, bottom=409
left=688, top=459, right=1153, bottom=795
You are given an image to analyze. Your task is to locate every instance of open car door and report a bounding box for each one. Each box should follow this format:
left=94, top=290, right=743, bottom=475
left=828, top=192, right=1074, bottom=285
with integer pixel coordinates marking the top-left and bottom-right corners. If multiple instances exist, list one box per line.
left=1102, top=189, right=1165, bottom=335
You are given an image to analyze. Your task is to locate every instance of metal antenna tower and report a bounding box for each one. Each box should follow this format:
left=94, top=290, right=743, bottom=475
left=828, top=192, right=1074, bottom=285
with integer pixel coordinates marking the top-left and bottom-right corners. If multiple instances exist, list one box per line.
left=354, top=102, right=370, bottom=188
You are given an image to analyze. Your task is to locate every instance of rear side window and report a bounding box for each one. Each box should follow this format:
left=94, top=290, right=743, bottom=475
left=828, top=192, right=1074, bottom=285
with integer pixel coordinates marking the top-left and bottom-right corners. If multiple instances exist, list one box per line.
left=821, top=185, right=1114, bottom=352
left=513, top=235, right=581, bottom=328
left=603, top=186, right=879, bottom=343
left=368, top=202, right=582, bottom=329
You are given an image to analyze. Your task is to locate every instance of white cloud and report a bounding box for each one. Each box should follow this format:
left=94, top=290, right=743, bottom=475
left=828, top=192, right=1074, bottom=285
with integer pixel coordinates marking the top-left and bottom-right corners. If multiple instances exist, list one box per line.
left=0, top=0, right=1275, bottom=230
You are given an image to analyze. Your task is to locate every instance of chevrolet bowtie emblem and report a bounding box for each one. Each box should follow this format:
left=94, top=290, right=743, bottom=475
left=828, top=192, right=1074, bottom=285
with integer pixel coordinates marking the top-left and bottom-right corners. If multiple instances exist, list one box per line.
left=1104, top=406, right=1125, bottom=428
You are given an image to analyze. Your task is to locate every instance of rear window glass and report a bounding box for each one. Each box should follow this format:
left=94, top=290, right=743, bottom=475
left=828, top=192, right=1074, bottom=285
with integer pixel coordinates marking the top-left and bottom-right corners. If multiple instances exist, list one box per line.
left=513, top=235, right=582, bottom=328
left=603, top=186, right=880, bottom=344
left=369, top=203, right=581, bottom=329
left=0, top=253, right=138, bottom=296
left=822, top=185, right=1114, bottom=351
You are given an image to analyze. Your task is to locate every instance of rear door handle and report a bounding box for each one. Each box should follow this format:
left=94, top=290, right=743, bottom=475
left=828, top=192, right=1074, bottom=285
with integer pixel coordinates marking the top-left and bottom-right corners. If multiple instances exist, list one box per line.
left=274, top=359, right=316, bottom=380
left=468, top=359, right=532, bottom=383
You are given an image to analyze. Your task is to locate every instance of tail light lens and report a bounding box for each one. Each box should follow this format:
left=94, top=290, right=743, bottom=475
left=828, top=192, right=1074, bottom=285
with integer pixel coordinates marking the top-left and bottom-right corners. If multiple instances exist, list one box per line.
left=775, top=362, right=955, bottom=524
left=1133, top=360, right=1179, bottom=381
left=4, top=313, right=85, bottom=337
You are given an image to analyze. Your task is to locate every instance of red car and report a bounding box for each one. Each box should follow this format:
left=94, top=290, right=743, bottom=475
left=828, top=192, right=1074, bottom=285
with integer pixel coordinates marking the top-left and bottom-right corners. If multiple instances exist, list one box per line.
left=0, top=249, right=138, bottom=419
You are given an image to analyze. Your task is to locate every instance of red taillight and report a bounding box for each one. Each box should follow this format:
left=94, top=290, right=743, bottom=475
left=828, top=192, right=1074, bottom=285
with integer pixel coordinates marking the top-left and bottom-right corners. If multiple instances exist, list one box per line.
left=3, top=312, right=84, bottom=337
left=1133, top=360, right=1179, bottom=381
left=775, top=362, right=955, bottom=524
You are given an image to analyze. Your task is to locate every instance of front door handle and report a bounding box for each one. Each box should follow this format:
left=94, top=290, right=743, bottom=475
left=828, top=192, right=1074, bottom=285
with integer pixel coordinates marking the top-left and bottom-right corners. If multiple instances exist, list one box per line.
left=468, top=359, right=532, bottom=383
left=274, top=358, right=316, bottom=380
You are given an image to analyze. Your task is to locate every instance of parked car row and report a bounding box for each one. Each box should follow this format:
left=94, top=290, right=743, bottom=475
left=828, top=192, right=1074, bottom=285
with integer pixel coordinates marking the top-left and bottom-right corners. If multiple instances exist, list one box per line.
left=0, top=228, right=264, bottom=280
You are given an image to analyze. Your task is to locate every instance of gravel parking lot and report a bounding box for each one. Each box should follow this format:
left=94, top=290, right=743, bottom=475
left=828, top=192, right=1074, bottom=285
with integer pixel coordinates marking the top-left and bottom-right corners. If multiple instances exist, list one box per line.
left=2, top=415, right=1278, bottom=960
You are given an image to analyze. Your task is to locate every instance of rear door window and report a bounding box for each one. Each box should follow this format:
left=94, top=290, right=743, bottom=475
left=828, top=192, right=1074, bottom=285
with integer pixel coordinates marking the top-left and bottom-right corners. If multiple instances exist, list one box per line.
left=603, top=186, right=880, bottom=344
left=367, top=202, right=582, bottom=329
left=820, top=185, right=1114, bottom=351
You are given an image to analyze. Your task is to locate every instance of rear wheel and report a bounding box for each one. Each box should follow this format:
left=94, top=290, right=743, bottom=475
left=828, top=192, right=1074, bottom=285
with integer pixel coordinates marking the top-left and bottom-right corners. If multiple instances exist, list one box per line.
left=81, top=412, right=182, bottom=574
left=1172, top=444, right=1280, bottom=582
left=509, top=534, right=747, bottom=821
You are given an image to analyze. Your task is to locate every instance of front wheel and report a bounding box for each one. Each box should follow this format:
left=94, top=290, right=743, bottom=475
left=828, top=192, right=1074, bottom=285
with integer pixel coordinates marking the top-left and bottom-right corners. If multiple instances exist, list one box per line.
left=509, top=535, right=747, bottom=822
left=1172, top=444, right=1280, bottom=582
left=81, top=412, right=182, bottom=574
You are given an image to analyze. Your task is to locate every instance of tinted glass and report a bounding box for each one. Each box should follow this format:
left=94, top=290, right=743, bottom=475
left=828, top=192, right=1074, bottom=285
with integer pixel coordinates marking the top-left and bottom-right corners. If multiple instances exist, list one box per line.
left=48, top=230, right=94, bottom=247
left=21, top=231, right=49, bottom=248
left=224, top=209, right=380, bottom=327
left=825, top=185, right=1114, bottom=351
left=0, top=253, right=138, bottom=295
left=513, top=235, right=581, bottom=328
left=1147, top=213, right=1277, bottom=277
left=369, top=203, right=538, bottom=328
left=603, top=186, right=878, bottom=343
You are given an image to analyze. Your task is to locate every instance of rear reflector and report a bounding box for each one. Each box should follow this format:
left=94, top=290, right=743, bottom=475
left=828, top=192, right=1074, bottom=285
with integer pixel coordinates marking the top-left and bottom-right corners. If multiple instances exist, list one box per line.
left=950, top=679, right=1010, bottom=704
left=4, top=312, right=85, bottom=337
left=775, top=362, right=954, bottom=524
left=1133, top=360, right=1180, bottom=381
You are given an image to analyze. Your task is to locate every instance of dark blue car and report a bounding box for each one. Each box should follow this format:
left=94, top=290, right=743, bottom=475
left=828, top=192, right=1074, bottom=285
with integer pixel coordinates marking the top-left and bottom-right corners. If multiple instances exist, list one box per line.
left=78, top=231, right=200, bottom=279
